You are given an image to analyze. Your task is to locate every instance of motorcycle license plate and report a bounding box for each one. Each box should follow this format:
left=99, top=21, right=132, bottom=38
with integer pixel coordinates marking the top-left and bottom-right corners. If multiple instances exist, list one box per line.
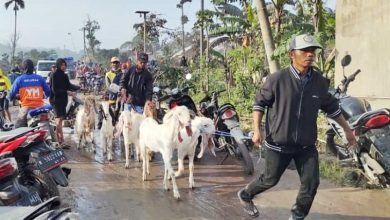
left=16, top=191, right=42, bottom=206
left=37, top=149, right=68, bottom=172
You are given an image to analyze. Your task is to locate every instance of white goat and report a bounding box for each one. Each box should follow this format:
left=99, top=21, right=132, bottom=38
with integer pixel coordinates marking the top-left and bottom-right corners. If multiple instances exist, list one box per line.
left=175, top=116, right=216, bottom=189
left=115, top=109, right=144, bottom=168
left=139, top=106, right=192, bottom=199
left=74, top=95, right=97, bottom=152
left=100, top=101, right=114, bottom=161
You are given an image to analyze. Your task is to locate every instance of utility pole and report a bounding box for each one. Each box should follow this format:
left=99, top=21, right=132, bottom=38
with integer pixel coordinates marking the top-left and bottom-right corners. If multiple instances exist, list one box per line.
left=135, top=11, right=150, bottom=52
left=180, top=5, right=185, bottom=57
left=177, top=0, right=191, bottom=58
left=82, top=28, right=87, bottom=62
left=68, top=32, right=77, bottom=52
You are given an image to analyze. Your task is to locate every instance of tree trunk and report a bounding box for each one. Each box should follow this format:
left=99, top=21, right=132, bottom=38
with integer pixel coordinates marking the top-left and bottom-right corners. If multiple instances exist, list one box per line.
left=12, top=9, right=17, bottom=67
left=205, top=24, right=210, bottom=92
left=254, top=0, right=280, bottom=73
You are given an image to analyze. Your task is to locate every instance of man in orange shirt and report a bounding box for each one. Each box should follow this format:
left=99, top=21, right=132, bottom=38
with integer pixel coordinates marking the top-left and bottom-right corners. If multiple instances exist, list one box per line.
left=10, top=59, right=51, bottom=128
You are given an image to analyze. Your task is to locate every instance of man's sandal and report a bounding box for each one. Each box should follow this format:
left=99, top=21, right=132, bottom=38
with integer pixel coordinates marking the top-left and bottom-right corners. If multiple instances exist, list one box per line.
left=237, top=189, right=260, bottom=218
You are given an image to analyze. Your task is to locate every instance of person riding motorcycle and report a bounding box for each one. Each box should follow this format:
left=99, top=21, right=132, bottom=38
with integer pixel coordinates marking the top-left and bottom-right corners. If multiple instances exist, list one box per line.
left=120, top=52, right=153, bottom=113
left=10, top=59, right=51, bottom=128
left=0, top=68, right=12, bottom=121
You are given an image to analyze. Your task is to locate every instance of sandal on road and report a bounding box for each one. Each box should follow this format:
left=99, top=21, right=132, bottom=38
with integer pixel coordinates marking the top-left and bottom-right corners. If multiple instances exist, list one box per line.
left=237, top=189, right=260, bottom=218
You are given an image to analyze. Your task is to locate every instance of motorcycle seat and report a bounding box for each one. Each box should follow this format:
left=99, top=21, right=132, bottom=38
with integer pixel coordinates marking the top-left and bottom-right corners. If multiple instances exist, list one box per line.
left=349, top=108, right=390, bottom=128
left=28, top=105, right=53, bottom=118
left=0, top=127, right=35, bottom=143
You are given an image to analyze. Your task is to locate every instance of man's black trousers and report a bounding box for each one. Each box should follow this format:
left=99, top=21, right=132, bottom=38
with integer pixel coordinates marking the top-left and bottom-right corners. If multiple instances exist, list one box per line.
left=240, top=146, right=320, bottom=220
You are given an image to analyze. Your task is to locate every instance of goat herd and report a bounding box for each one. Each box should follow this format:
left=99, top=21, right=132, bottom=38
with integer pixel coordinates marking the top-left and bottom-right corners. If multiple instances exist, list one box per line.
left=73, top=95, right=216, bottom=199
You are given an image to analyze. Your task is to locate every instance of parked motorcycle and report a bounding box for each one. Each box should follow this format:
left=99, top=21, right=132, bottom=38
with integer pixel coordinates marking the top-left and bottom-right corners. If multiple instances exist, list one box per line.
left=27, top=105, right=57, bottom=143
left=77, top=75, right=87, bottom=92
left=0, top=196, right=79, bottom=219
left=199, top=90, right=254, bottom=175
left=326, top=55, right=390, bottom=187
left=156, top=86, right=197, bottom=116
left=92, top=75, right=104, bottom=95
left=85, top=72, right=96, bottom=93
left=0, top=92, right=14, bottom=132
left=0, top=127, right=70, bottom=205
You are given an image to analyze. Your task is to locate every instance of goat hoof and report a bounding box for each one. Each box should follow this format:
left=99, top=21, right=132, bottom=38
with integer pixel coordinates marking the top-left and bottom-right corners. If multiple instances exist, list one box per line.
left=125, top=164, right=130, bottom=169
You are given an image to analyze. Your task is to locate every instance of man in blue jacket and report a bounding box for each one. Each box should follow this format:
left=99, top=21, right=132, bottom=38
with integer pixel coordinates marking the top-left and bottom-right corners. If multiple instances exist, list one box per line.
left=237, top=34, right=357, bottom=219
left=10, top=59, right=50, bottom=128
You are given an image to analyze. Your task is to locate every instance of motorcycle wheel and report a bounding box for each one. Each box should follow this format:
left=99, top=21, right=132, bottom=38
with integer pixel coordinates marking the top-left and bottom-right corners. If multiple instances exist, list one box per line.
left=233, top=137, right=254, bottom=175
left=326, top=129, right=350, bottom=160
left=25, top=165, right=59, bottom=200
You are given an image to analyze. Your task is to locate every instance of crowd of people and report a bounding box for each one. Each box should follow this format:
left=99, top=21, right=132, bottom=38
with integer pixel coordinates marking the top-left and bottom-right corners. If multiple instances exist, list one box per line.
left=0, top=52, right=153, bottom=150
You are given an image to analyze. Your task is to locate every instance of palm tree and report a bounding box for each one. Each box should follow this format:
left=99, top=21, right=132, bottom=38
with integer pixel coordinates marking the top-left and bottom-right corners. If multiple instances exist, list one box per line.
left=4, top=0, right=25, bottom=66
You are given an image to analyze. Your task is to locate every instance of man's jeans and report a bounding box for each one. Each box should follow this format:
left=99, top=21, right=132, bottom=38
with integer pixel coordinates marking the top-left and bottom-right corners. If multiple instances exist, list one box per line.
left=124, top=104, right=144, bottom=114
left=15, top=107, right=33, bottom=128
left=240, top=146, right=320, bottom=220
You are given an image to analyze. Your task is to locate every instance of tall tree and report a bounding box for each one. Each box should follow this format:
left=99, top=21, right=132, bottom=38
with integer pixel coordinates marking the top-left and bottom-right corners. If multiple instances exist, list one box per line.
left=4, top=0, right=25, bottom=67
left=133, top=13, right=167, bottom=53
left=84, top=17, right=101, bottom=57
left=253, top=0, right=280, bottom=73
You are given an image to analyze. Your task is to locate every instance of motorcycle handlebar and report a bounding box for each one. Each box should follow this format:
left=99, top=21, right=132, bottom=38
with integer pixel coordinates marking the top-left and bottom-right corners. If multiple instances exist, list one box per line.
left=347, top=69, right=361, bottom=82
left=212, top=89, right=226, bottom=96
left=158, top=95, right=170, bottom=102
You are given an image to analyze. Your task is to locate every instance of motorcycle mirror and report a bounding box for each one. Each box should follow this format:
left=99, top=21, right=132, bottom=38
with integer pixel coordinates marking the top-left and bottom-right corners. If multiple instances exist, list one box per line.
left=341, top=55, right=352, bottom=67
left=172, top=88, right=179, bottom=95
left=153, top=86, right=160, bottom=93
left=185, top=73, right=192, bottom=80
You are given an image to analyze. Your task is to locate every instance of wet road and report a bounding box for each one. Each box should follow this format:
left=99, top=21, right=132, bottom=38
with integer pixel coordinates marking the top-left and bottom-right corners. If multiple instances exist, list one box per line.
left=5, top=104, right=390, bottom=220
left=57, top=129, right=390, bottom=220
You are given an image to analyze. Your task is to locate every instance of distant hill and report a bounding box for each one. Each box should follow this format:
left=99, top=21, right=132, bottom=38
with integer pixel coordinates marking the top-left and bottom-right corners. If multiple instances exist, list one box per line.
left=0, top=42, right=82, bottom=60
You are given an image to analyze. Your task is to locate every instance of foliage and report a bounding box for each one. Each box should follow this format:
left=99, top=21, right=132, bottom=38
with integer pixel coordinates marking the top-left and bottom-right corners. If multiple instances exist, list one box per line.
left=4, top=0, right=24, bottom=10
left=132, top=13, right=167, bottom=52
left=83, top=17, right=101, bottom=57
left=24, top=49, right=57, bottom=64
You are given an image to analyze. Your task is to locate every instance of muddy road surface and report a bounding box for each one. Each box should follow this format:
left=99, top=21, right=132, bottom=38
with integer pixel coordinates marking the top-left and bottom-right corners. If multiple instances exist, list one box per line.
left=56, top=127, right=390, bottom=220
left=5, top=105, right=390, bottom=220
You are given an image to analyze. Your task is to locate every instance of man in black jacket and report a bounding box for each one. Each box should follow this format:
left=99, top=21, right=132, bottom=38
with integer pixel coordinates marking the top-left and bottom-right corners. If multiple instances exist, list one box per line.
left=237, top=34, right=357, bottom=219
left=120, top=52, right=153, bottom=113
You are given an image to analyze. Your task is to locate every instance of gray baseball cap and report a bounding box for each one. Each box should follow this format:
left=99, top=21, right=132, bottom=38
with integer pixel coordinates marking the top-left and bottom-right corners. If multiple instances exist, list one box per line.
left=289, top=34, right=322, bottom=51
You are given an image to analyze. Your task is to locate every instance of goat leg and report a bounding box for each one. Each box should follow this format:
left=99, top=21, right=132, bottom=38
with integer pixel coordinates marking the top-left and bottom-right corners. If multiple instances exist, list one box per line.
left=175, top=158, right=185, bottom=178
left=124, top=139, right=130, bottom=168
left=189, top=154, right=195, bottom=189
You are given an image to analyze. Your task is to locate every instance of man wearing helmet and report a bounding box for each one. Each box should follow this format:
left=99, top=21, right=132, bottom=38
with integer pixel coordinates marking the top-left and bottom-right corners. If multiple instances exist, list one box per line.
left=120, top=52, right=153, bottom=113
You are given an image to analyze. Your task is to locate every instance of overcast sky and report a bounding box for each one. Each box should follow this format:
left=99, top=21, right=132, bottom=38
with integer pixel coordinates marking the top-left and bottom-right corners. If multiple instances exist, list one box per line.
left=0, top=0, right=335, bottom=51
